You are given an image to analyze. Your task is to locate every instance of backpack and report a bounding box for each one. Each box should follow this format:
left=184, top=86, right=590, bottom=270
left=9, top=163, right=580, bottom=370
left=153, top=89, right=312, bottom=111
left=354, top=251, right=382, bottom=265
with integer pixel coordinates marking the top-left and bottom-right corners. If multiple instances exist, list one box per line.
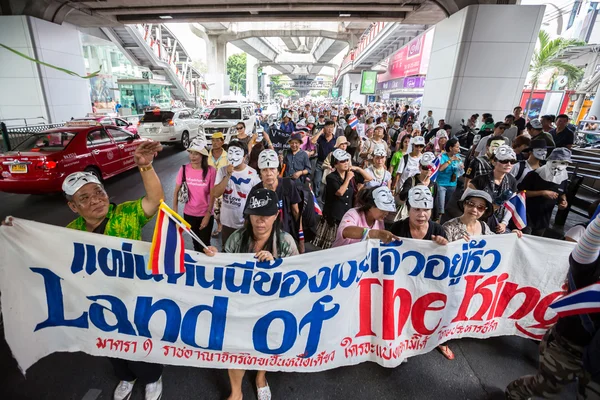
left=178, top=165, right=189, bottom=203
left=514, top=160, right=528, bottom=182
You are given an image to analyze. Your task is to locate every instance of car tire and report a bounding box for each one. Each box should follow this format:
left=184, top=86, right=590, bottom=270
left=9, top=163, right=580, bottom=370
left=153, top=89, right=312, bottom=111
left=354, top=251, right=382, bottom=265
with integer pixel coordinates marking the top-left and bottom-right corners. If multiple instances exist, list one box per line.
left=84, top=166, right=103, bottom=183
left=180, top=131, right=190, bottom=150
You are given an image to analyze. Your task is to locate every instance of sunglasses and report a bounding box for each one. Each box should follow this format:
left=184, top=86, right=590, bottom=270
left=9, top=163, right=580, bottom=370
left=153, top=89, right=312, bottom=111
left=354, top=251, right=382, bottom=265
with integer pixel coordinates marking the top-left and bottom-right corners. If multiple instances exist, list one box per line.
left=464, top=200, right=488, bottom=212
left=498, top=159, right=518, bottom=164
left=498, top=127, right=506, bottom=130
left=338, top=159, right=350, bottom=163
left=414, top=144, right=425, bottom=148
left=236, top=127, right=244, bottom=130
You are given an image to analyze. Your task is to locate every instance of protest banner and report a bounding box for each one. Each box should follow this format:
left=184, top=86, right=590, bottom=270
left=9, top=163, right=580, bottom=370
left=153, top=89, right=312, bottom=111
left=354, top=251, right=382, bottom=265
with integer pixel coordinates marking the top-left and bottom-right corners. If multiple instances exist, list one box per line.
left=0, top=218, right=573, bottom=374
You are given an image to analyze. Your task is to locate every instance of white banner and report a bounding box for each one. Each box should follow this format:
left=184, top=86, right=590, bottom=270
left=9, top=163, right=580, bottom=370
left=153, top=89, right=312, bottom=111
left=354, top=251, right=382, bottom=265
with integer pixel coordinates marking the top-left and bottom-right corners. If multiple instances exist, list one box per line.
left=0, top=219, right=574, bottom=373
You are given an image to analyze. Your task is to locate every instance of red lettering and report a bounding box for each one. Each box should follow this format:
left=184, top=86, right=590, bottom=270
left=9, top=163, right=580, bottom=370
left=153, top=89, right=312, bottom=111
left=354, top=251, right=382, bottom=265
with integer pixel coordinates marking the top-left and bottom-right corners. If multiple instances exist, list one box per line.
left=411, top=293, right=447, bottom=335
left=382, top=279, right=412, bottom=340
left=532, top=291, right=563, bottom=329
left=493, top=281, right=540, bottom=320
left=452, top=275, right=497, bottom=323
left=487, top=273, right=509, bottom=319
left=356, top=278, right=381, bottom=337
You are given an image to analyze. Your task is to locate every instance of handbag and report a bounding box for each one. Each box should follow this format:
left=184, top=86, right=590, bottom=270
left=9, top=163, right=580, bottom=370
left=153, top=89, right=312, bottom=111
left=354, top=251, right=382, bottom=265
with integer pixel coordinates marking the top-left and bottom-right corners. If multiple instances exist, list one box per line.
left=178, top=165, right=189, bottom=203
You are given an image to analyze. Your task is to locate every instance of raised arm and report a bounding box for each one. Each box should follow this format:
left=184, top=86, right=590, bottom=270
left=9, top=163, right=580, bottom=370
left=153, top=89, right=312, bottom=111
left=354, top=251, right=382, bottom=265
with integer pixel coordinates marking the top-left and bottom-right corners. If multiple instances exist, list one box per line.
left=572, top=214, right=600, bottom=265
left=136, top=141, right=165, bottom=218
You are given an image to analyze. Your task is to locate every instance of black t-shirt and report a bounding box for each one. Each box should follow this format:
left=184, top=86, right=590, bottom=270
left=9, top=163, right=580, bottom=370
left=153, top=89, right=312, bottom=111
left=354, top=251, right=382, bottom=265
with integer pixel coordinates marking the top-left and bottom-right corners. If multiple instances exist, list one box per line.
left=514, top=117, right=526, bottom=134
left=317, top=135, right=336, bottom=162
left=390, top=218, right=447, bottom=240
left=324, top=170, right=354, bottom=224
left=518, top=171, right=567, bottom=230
left=248, top=178, right=301, bottom=237
left=550, top=127, right=575, bottom=148
left=470, top=172, right=518, bottom=202
left=555, top=256, right=600, bottom=346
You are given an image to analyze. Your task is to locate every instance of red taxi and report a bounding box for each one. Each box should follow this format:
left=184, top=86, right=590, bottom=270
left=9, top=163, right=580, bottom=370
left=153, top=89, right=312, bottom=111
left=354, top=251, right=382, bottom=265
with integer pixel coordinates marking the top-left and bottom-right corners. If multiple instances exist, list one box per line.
left=73, top=115, right=138, bottom=135
left=0, top=121, right=146, bottom=194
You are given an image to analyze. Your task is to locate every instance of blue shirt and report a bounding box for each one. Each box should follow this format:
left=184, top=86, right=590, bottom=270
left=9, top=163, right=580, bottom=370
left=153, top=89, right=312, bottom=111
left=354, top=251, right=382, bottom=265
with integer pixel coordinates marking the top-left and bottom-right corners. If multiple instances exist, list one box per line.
left=283, top=149, right=312, bottom=184
left=280, top=121, right=295, bottom=133
left=317, top=135, right=336, bottom=162
left=437, top=153, right=462, bottom=187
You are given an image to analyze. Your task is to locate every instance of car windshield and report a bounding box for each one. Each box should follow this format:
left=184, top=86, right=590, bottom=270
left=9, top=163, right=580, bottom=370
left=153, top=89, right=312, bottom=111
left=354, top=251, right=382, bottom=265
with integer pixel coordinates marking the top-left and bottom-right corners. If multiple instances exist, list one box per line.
left=208, top=108, right=241, bottom=120
left=14, top=131, right=76, bottom=152
left=140, top=111, right=174, bottom=123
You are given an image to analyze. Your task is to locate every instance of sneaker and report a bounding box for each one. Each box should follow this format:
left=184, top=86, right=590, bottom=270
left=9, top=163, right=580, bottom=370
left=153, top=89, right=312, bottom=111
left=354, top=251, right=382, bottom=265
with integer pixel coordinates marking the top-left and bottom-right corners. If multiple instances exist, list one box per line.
left=257, top=381, right=271, bottom=400
left=113, top=380, right=135, bottom=400
left=145, top=376, right=163, bottom=400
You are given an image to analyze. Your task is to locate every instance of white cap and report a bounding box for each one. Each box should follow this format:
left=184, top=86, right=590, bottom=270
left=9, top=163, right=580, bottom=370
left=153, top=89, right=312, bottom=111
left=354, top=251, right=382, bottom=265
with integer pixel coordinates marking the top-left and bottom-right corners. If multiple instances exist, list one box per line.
left=373, top=186, right=396, bottom=212
left=332, top=149, right=351, bottom=162
left=307, top=116, right=316, bottom=124
left=408, top=185, right=434, bottom=209
left=494, top=144, right=516, bottom=161
left=187, top=137, right=209, bottom=156
left=436, top=130, right=448, bottom=139
left=62, top=171, right=102, bottom=196
left=258, top=149, right=279, bottom=169
left=410, top=136, right=426, bottom=146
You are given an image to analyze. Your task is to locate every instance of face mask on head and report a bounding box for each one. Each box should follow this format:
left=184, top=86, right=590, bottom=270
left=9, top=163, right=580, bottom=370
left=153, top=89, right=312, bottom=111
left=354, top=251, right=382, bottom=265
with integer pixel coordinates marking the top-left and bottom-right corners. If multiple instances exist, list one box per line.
left=548, top=161, right=568, bottom=175
left=227, top=147, right=244, bottom=167
left=537, top=160, right=569, bottom=184
left=532, top=148, right=547, bottom=160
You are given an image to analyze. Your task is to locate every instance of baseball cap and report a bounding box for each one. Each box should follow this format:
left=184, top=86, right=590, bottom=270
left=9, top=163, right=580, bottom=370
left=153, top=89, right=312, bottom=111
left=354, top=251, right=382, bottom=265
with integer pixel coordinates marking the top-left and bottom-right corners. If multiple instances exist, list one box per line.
left=373, top=145, right=387, bottom=157
left=244, top=189, right=279, bottom=217
left=494, top=144, right=517, bottom=161
left=62, top=171, right=102, bottom=196
left=420, top=152, right=437, bottom=167
left=287, top=133, right=303, bottom=144
left=528, top=119, right=543, bottom=130
left=307, top=116, right=316, bottom=124
left=211, top=132, right=225, bottom=140
left=410, top=136, right=426, bottom=146
left=332, top=149, right=351, bottom=162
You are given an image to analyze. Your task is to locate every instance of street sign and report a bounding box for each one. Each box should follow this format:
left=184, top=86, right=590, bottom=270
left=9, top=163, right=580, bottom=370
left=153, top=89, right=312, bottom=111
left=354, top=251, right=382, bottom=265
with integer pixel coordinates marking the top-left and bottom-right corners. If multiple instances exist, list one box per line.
left=331, top=87, right=339, bottom=97
left=360, top=70, right=377, bottom=94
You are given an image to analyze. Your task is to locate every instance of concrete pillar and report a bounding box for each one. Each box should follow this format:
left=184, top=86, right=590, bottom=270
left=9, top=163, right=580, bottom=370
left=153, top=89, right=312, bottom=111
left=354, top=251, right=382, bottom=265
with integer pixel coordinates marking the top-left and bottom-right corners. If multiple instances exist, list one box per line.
left=206, top=35, right=228, bottom=100
left=0, top=15, right=90, bottom=125
left=246, top=54, right=259, bottom=101
left=421, top=5, right=545, bottom=129
left=342, top=73, right=365, bottom=105
left=587, top=86, right=600, bottom=120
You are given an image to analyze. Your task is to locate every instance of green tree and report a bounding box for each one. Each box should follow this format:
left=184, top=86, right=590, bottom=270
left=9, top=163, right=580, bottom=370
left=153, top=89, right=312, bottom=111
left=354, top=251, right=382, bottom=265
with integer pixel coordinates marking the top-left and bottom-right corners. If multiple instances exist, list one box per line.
left=311, top=90, right=329, bottom=97
left=269, top=75, right=297, bottom=98
left=525, top=30, right=585, bottom=117
left=227, top=53, right=246, bottom=95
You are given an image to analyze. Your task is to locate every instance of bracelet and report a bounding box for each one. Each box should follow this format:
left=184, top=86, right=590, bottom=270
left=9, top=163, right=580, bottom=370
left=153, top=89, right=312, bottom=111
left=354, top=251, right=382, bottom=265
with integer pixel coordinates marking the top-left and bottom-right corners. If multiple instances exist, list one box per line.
left=298, top=229, right=304, bottom=241
left=361, top=228, right=370, bottom=241
left=139, top=164, right=153, bottom=172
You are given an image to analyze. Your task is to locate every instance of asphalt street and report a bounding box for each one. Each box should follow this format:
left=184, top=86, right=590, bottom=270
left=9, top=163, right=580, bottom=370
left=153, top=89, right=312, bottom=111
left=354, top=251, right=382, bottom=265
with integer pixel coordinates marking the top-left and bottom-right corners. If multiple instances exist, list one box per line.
left=0, top=145, right=578, bottom=400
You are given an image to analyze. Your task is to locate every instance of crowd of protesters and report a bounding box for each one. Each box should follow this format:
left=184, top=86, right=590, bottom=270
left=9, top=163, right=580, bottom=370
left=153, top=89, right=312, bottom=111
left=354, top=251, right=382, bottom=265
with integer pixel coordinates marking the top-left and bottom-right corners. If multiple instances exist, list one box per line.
left=3, top=99, right=598, bottom=400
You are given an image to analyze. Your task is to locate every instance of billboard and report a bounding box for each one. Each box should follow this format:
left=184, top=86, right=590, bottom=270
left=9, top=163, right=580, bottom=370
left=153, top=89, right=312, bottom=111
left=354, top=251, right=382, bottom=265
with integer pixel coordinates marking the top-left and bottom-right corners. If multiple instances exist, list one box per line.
left=377, top=28, right=435, bottom=83
left=360, top=70, right=378, bottom=94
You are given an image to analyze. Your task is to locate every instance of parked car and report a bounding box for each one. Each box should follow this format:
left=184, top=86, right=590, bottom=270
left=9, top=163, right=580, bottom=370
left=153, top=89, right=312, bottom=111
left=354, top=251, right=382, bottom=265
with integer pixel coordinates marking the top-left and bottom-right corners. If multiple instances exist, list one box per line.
left=200, top=103, right=256, bottom=142
left=136, top=108, right=203, bottom=149
left=0, top=121, right=146, bottom=194
left=201, top=106, right=214, bottom=119
left=73, top=116, right=138, bottom=134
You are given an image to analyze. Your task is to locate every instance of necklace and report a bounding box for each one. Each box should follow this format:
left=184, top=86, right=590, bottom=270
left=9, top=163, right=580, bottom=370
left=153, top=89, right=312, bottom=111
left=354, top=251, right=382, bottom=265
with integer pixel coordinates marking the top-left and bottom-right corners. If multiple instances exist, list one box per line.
left=371, top=167, right=385, bottom=181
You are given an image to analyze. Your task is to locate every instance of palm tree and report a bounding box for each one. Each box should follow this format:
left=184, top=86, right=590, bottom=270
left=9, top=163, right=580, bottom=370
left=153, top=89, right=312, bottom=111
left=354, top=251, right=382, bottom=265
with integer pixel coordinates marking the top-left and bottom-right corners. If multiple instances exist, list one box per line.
left=524, top=30, right=585, bottom=118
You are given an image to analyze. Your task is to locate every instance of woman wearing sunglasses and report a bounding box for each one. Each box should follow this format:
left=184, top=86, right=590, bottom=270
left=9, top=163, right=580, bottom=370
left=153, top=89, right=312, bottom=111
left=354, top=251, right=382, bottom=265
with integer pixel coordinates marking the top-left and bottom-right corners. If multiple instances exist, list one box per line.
left=397, top=152, right=440, bottom=221
left=468, top=144, right=519, bottom=234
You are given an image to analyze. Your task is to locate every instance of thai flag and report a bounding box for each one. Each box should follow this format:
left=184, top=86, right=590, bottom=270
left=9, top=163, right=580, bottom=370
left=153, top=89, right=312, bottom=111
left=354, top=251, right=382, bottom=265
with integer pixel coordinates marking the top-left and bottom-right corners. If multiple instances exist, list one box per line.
left=429, top=155, right=441, bottom=182
left=312, top=190, right=322, bottom=215
left=504, top=191, right=527, bottom=230
left=148, top=201, right=206, bottom=275
left=550, top=282, right=600, bottom=318
left=348, top=116, right=358, bottom=129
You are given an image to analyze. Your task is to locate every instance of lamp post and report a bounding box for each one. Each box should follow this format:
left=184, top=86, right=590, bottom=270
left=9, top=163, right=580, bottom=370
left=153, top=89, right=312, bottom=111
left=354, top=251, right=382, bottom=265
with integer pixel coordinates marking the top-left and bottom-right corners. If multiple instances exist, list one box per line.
left=348, top=83, right=358, bottom=102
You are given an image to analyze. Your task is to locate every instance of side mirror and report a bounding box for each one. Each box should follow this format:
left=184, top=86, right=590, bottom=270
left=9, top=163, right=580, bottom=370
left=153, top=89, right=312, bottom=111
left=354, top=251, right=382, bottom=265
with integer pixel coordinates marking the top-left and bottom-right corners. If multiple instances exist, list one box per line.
left=133, top=133, right=140, bottom=140
left=128, top=122, right=132, bottom=126
left=244, top=116, right=249, bottom=120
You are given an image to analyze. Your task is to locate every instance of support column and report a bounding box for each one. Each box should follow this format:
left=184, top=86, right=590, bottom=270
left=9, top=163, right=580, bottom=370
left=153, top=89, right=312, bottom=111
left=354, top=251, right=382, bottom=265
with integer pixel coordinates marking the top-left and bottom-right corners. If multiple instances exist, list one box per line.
left=206, top=35, right=228, bottom=100
left=587, top=86, right=600, bottom=120
left=246, top=54, right=259, bottom=101
left=421, top=5, right=545, bottom=129
left=341, top=73, right=365, bottom=105
left=0, top=15, right=90, bottom=125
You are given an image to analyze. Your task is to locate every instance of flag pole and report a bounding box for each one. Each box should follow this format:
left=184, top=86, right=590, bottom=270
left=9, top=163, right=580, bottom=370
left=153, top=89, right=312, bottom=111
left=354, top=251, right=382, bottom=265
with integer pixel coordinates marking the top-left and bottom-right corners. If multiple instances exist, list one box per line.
left=159, top=201, right=210, bottom=250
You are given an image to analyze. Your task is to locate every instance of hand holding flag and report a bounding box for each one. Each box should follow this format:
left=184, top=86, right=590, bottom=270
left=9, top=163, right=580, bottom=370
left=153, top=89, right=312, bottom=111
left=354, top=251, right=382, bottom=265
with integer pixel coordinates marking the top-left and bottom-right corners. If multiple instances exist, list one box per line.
left=504, top=191, right=527, bottom=230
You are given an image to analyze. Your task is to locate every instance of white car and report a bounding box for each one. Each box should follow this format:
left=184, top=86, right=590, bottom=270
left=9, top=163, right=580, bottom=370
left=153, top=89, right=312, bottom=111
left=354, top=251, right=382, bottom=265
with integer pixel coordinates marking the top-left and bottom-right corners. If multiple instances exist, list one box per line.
left=137, top=109, right=203, bottom=149
left=200, top=103, right=256, bottom=143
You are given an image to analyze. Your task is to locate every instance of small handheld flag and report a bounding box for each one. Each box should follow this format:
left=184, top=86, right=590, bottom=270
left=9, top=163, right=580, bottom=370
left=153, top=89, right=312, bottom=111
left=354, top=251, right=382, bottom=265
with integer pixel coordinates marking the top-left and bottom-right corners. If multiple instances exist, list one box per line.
left=148, top=201, right=208, bottom=275
left=312, top=190, right=322, bottom=215
left=550, top=282, right=600, bottom=318
left=348, top=116, right=358, bottom=129
left=429, top=155, right=441, bottom=182
left=504, top=191, right=527, bottom=230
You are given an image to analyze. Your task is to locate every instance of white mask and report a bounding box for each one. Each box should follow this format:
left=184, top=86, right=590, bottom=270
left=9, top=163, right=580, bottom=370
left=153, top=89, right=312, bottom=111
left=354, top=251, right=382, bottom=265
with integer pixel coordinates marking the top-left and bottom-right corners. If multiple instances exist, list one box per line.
left=537, top=161, right=569, bottom=184
left=408, top=185, right=434, bottom=209
left=258, top=149, right=278, bottom=170
left=394, top=121, right=400, bottom=127
left=532, top=148, right=547, bottom=160
left=373, top=186, right=396, bottom=212
left=227, top=147, right=244, bottom=167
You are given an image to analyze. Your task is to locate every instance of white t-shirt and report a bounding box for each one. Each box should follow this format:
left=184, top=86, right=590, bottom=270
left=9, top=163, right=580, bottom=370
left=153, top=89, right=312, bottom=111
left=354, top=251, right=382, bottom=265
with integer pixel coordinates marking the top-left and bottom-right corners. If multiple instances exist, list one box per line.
left=364, top=166, right=392, bottom=188
left=397, top=154, right=422, bottom=188
left=216, top=165, right=261, bottom=229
